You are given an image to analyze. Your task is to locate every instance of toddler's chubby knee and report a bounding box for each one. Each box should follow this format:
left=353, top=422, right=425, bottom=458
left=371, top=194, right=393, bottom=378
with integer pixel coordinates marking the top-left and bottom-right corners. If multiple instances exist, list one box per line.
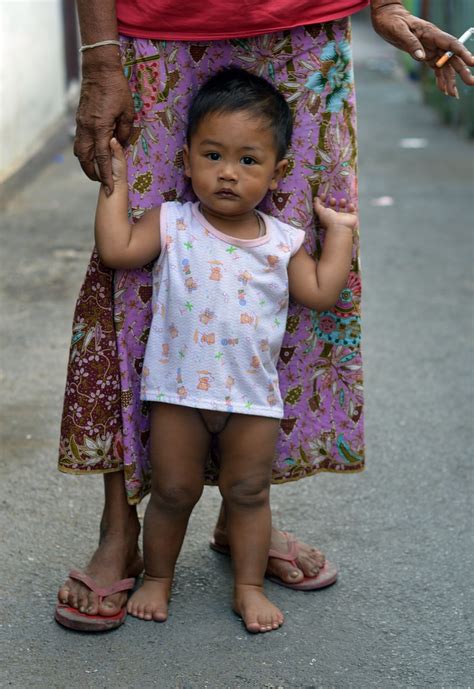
left=151, top=483, right=202, bottom=512
left=220, top=475, right=270, bottom=509
left=199, top=409, right=230, bottom=434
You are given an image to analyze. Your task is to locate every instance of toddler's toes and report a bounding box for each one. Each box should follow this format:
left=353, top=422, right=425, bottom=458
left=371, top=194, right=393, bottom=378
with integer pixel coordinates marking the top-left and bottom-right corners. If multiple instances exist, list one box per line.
left=142, top=605, right=154, bottom=621
left=126, top=600, right=135, bottom=616
left=152, top=608, right=167, bottom=622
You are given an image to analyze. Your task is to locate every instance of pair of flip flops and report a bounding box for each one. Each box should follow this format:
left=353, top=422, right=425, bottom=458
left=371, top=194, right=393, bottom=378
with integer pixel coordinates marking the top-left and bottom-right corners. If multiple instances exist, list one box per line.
left=56, top=534, right=336, bottom=631
left=55, top=570, right=136, bottom=632
left=210, top=531, right=338, bottom=590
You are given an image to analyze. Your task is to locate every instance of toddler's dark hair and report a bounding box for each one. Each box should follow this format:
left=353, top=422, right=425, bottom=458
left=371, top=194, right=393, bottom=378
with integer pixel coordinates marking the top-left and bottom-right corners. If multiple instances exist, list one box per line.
left=186, top=67, right=292, bottom=161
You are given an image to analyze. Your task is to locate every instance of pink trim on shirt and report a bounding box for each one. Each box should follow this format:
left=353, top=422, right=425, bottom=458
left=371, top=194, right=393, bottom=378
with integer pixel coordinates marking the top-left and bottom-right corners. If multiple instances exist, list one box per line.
left=192, top=202, right=271, bottom=248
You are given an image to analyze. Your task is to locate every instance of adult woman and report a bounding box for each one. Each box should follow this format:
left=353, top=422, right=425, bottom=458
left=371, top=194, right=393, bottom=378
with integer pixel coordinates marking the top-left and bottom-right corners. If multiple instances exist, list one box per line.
left=57, top=0, right=474, bottom=630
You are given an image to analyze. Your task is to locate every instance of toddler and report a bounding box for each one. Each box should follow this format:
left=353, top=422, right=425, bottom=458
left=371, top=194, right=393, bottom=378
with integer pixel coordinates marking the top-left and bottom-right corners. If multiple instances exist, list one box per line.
left=95, top=68, right=357, bottom=633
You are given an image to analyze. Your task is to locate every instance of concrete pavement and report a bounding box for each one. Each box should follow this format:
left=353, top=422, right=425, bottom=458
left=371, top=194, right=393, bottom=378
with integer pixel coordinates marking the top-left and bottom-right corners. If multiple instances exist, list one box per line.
left=1, top=13, right=472, bottom=689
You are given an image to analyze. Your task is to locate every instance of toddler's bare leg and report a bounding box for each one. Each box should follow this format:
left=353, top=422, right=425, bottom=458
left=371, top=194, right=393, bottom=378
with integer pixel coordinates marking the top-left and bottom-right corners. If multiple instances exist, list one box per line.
left=127, top=403, right=210, bottom=621
left=218, top=414, right=283, bottom=633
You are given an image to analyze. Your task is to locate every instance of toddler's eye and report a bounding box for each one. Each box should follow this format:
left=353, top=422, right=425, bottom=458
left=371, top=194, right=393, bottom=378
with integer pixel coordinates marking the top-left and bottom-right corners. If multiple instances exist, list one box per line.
left=241, top=156, right=256, bottom=165
left=207, top=152, right=221, bottom=161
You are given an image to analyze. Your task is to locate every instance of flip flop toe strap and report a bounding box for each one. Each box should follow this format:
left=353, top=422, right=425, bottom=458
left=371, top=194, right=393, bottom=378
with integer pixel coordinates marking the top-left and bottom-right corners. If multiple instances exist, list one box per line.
left=268, top=531, right=299, bottom=566
left=68, top=569, right=135, bottom=601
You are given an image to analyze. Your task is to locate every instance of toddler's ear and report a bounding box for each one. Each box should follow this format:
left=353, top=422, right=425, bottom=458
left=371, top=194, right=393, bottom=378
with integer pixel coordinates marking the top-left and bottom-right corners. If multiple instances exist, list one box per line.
left=182, top=144, right=191, bottom=178
left=269, top=158, right=288, bottom=190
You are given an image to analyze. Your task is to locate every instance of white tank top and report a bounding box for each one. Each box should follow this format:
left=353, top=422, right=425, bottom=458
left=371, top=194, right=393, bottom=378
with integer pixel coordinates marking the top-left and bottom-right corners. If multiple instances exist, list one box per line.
left=141, top=201, right=305, bottom=418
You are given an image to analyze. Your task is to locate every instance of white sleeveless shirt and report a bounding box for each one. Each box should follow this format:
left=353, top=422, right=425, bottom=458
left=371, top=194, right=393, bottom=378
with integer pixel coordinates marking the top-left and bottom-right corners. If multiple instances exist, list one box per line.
left=141, top=201, right=305, bottom=418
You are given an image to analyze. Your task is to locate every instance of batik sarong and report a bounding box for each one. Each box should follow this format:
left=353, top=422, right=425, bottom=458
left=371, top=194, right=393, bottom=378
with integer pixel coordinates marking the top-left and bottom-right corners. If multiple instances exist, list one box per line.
left=59, top=19, right=364, bottom=504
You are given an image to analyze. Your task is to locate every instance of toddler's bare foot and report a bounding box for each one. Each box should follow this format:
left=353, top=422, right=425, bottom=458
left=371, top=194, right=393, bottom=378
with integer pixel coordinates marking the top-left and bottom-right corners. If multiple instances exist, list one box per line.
left=127, top=575, right=172, bottom=622
left=233, top=584, right=284, bottom=633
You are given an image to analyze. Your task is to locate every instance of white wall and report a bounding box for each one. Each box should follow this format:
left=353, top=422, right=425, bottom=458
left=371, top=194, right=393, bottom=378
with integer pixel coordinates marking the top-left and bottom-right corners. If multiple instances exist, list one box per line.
left=0, top=1, right=66, bottom=181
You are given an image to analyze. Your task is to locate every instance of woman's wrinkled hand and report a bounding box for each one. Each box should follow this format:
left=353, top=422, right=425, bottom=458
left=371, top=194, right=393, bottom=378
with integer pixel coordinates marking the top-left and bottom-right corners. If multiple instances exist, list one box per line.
left=74, top=61, right=135, bottom=195
left=370, top=3, right=474, bottom=98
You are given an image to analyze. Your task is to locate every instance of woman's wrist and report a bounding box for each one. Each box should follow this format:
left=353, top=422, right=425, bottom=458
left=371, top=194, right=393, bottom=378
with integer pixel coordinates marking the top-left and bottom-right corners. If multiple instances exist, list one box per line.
left=81, top=44, right=122, bottom=72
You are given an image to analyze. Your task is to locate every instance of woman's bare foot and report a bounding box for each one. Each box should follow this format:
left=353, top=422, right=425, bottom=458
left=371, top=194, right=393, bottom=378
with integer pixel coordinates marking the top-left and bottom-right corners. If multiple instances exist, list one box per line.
left=127, top=575, right=172, bottom=622
left=213, top=512, right=325, bottom=585
left=57, top=515, right=143, bottom=617
left=233, top=585, right=284, bottom=633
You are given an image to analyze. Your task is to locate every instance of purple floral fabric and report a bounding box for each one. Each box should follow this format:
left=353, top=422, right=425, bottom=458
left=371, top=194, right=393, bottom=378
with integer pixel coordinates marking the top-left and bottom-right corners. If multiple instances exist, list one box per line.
left=59, top=20, right=364, bottom=504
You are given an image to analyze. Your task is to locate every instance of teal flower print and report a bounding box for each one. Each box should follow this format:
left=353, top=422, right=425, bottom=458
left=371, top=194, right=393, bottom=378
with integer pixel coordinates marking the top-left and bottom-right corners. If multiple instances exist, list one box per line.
left=305, top=40, right=353, bottom=113
left=132, top=93, right=144, bottom=113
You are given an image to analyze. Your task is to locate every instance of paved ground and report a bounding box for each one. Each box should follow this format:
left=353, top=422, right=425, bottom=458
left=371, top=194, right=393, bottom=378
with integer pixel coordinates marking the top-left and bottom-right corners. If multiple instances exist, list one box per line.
left=1, top=14, right=473, bottom=689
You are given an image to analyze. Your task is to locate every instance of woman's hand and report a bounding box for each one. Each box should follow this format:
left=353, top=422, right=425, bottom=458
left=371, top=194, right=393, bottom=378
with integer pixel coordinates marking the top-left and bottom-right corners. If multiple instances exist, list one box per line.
left=74, top=50, right=135, bottom=195
left=370, top=2, right=474, bottom=98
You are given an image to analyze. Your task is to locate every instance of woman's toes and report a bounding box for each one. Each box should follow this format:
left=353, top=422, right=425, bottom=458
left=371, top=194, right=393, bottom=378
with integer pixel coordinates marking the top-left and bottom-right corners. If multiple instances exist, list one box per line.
left=77, top=590, right=90, bottom=613
left=98, top=592, right=126, bottom=616
left=85, top=592, right=99, bottom=615
left=268, top=559, right=304, bottom=584
left=58, top=586, right=70, bottom=604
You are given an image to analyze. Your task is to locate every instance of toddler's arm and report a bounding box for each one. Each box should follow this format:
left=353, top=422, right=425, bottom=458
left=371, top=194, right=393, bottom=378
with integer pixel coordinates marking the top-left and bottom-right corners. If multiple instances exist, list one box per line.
left=95, top=138, right=161, bottom=269
left=288, top=198, right=356, bottom=311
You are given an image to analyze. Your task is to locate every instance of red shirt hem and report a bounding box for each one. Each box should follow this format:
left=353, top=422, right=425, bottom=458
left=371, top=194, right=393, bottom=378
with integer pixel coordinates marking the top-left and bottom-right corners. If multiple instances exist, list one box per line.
left=117, top=2, right=368, bottom=41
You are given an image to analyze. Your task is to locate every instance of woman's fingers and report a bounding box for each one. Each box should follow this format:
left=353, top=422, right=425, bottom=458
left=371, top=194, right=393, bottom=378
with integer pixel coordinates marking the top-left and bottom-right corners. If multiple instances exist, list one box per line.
left=115, top=109, right=135, bottom=147
left=371, top=7, right=474, bottom=96
left=394, top=18, right=427, bottom=60
left=73, top=135, right=98, bottom=182
left=433, top=33, right=474, bottom=67
left=73, top=69, right=134, bottom=190
left=448, top=56, right=474, bottom=87
left=94, top=135, right=115, bottom=195
left=414, top=25, right=474, bottom=96
left=441, top=63, right=458, bottom=98
left=433, top=59, right=473, bottom=97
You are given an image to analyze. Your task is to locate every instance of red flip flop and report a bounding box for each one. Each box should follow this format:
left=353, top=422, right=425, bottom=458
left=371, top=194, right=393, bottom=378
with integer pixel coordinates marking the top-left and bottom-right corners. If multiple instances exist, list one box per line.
left=55, top=570, right=136, bottom=632
left=210, top=531, right=338, bottom=591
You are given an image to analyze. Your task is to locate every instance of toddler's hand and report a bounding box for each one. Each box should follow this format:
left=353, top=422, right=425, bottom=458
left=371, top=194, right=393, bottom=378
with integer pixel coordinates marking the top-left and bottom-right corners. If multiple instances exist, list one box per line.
left=96, top=138, right=127, bottom=190
left=314, top=195, right=358, bottom=232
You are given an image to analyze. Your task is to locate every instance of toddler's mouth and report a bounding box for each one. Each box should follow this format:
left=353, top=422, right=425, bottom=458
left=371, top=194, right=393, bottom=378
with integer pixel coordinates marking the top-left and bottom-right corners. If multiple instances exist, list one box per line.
left=216, top=189, right=238, bottom=198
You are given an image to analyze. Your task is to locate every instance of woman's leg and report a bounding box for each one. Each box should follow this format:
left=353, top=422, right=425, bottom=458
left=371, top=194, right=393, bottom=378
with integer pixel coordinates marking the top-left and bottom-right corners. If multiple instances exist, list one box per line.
left=127, top=404, right=210, bottom=621
left=213, top=506, right=325, bottom=585
left=57, top=471, right=143, bottom=616
left=218, top=414, right=283, bottom=633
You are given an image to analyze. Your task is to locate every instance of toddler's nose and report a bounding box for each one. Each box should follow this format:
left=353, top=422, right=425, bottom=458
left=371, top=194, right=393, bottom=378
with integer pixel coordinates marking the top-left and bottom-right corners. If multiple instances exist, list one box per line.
left=218, top=162, right=237, bottom=181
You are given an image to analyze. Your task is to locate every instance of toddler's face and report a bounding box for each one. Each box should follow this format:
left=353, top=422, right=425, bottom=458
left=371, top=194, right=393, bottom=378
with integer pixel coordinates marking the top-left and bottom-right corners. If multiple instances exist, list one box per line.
left=183, top=110, right=287, bottom=222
